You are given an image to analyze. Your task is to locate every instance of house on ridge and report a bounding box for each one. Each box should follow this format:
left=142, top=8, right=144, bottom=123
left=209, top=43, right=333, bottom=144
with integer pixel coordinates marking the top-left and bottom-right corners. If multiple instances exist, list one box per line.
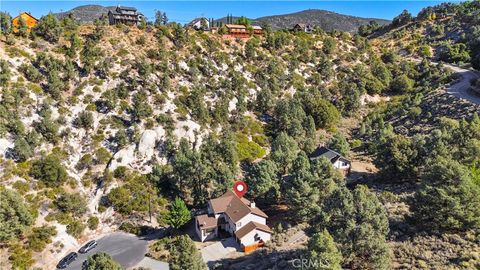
left=187, top=17, right=210, bottom=30
left=309, top=146, right=351, bottom=175
left=108, top=5, right=143, bottom=25
left=292, top=23, right=314, bottom=33
left=12, top=12, right=38, bottom=33
left=195, top=189, right=272, bottom=252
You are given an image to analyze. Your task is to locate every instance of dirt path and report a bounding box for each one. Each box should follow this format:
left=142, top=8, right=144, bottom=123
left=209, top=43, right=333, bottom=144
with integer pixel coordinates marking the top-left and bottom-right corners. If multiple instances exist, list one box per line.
left=443, top=63, right=480, bottom=105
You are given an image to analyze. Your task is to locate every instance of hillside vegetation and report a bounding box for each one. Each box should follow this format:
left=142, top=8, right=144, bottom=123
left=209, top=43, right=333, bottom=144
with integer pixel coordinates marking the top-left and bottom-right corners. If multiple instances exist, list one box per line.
left=0, top=4, right=479, bottom=269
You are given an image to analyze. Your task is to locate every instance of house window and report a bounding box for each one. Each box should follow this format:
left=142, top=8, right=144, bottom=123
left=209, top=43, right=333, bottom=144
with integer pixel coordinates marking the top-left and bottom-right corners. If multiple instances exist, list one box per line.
left=237, top=222, right=241, bottom=227
left=254, top=233, right=260, bottom=241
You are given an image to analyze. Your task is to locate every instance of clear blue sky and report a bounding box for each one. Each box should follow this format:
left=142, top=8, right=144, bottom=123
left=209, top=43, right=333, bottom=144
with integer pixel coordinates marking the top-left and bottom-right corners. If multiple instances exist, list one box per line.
left=1, top=1, right=462, bottom=24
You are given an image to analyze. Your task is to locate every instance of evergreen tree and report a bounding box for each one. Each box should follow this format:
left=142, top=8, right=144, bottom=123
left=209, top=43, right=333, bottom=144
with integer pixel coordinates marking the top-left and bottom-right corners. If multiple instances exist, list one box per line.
left=245, top=159, right=279, bottom=199
left=33, top=13, right=62, bottom=42
left=307, top=229, right=343, bottom=270
left=270, top=132, right=299, bottom=174
left=84, top=252, right=122, bottom=270
left=317, top=185, right=390, bottom=269
left=328, top=133, right=350, bottom=156
left=30, top=155, right=67, bottom=187
left=411, top=157, right=480, bottom=232
left=165, top=197, right=191, bottom=229
left=285, top=153, right=339, bottom=221
left=17, top=17, right=28, bottom=37
left=169, top=235, right=206, bottom=270
left=12, top=137, right=33, bottom=161
left=0, top=189, right=34, bottom=242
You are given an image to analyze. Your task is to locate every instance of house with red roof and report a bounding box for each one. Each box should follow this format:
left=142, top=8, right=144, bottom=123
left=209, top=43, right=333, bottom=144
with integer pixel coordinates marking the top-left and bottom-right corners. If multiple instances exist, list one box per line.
left=195, top=190, right=272, bottom=251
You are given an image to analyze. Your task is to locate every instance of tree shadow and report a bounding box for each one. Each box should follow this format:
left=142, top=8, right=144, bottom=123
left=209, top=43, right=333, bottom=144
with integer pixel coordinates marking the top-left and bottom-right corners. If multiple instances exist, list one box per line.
left=210, top=248, right=303, bottom=270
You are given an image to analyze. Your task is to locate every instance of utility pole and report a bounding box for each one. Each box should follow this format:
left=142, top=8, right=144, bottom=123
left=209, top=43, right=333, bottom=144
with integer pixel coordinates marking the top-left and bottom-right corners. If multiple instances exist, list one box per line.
left=148, top=191, right=152, bottom=223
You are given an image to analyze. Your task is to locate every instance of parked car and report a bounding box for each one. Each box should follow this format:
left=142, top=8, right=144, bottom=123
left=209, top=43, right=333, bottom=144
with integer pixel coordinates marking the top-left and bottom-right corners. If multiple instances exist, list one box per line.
left=79, top=240, right=98, bottom=253
left=57, top=252, right=78, bottom=269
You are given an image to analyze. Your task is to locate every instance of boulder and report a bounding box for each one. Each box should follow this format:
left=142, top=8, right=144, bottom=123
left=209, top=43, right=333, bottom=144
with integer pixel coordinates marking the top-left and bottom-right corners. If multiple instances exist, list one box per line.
left=138, top=130, right=158, bottom=158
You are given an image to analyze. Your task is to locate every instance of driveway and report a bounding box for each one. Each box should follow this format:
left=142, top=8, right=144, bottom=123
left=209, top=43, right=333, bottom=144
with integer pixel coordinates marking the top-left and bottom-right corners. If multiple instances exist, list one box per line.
left=201, top=237, right=240, bottom=268
left=444, top=63, right=480, bottom=105
left=62, top=232, right=148, bottom=270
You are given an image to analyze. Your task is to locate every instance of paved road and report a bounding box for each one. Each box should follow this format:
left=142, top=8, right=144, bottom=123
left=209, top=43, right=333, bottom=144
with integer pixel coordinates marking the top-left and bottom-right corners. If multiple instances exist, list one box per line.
left=444, top=63, right=480, bottom=105
left=61, top=232, right=148, bottom=270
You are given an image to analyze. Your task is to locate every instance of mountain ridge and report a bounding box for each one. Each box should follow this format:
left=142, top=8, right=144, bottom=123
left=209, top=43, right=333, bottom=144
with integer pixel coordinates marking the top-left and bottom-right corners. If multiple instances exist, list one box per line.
left=216, top=9, right=390, bottom=32
left=54, top=5, right=390, bottom=32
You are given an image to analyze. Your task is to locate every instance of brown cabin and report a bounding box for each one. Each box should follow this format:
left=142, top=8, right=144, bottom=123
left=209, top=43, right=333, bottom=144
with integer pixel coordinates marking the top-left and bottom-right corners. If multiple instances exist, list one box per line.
left=12, top=12, right=38, bottom=33
left=108, top=6, right=143, bottom=25
left=224, top=24, right=263, bottom=38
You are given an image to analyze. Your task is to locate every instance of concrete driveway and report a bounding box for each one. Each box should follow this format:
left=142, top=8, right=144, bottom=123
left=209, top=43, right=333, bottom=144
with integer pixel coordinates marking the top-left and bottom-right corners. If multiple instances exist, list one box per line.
left=201, top=237, right=240, bottom=268
left=61, top=232, right=148, bottom=270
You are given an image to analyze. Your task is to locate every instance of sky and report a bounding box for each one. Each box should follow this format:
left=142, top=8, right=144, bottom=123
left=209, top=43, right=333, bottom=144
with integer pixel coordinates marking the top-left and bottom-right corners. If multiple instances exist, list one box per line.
left=1, top=1, right=463, bottom=24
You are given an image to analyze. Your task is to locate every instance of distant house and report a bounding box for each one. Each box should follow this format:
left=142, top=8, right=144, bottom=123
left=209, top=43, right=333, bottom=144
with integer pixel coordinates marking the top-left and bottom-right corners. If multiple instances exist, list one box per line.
left=309, top=146, right=351, bottom=175
left=225, top=24, right=249, bottom=38
left=108, top=6, right=143, bottom=25
left=195, top=190, right=272, bottom=252
left=224, top=24, right=263, bottom=38
left=12, top=12, right=38, bottom=33
left=188, top=17, right=209, bottom=30
left=252, top=25, right=264, bottom=35
left=292, top=23, right=314, bottom=33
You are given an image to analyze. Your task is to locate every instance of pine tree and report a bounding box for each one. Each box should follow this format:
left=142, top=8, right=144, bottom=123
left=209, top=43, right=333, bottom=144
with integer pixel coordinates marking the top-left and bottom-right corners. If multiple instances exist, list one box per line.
left=169, top=235, right=206, bottom=270
left=165, top=197, right=191, bottom=229
left=84, top=252, right=122, bottom=270
left=411, top=157, right=480, bottom=232
left=308, top=229, right=342, bottom=270
left=245, top=159, right=279, bottom=199
left=317, top=185, right=390, bottom=269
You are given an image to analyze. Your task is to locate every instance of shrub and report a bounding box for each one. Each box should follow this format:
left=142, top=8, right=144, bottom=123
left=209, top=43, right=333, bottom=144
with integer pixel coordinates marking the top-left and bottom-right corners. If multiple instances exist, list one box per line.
left=30, top=155, right=67, bottom=187
left=87, top=216, right=99, bottom=230
left=66, top=220, right=85, bottom=238
left=28, top=225, right=57, bottom=252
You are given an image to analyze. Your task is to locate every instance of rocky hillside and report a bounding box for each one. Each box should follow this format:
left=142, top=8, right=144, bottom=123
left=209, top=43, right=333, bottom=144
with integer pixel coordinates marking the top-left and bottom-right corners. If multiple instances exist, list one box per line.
left=369, top=1, right=480, bottom=69
left=1, top=4, right=479, bottom=270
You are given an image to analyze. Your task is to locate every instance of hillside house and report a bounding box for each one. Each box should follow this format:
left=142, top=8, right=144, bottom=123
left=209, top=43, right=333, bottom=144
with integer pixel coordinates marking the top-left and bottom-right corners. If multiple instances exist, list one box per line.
left=12, top=12, right=38, bottom=33
left=188, top=17, right=210, bottom=30
left=108, top=6, right=143, bottom=25
left=224, top=24, right=263, bottom=38
left=292, top=23, right=314, bottom=33
left=309, top=146, right=351, bottom=175
left=195, top=190, right=272, bottom=252
left=252, top=25, right=264, bottom=35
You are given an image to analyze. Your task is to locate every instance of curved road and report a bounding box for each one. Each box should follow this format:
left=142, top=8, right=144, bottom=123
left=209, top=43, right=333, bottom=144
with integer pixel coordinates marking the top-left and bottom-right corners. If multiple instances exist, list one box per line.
left=62, top=232, right=148, bottom=270
left=443, top=63, right=480, bottom=105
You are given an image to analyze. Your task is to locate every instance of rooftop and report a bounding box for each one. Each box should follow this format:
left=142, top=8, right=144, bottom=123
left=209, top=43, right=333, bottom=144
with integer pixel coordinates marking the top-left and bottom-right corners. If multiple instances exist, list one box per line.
left=209, top=190, right=268, bottom=222
left=235, top=221, right=273, bottom=239
left=309, top=146, right=349, bottom=163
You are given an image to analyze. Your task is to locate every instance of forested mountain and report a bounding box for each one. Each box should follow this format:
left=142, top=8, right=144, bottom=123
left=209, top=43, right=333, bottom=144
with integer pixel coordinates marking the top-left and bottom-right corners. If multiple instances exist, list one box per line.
left=0, top=1, right=479, bottom=269
left=216, top=9, right=390, bottom=32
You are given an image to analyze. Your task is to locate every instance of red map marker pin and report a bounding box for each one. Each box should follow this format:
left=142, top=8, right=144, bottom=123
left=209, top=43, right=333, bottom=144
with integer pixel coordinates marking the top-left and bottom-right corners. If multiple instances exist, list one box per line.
left=233, top=180, right=247, bottom=198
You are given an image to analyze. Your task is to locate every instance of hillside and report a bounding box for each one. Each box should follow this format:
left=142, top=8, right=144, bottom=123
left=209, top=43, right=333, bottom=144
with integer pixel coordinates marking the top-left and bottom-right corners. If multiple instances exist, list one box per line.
left=55, top=5, right=116, bottom=23
left=55, top=5, right=389, bottom=32
left=368, top=1, right=480, bottom=69
left=1, top=3, right=480, bottom=270
left=216, top=9, right=390, bottom=32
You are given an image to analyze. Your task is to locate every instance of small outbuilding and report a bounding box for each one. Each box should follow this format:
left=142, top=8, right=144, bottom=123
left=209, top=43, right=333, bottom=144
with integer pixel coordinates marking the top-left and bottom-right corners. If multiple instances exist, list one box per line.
left=292, top=23, right=314, bottom=33
left=309, top=146, right=351, bottom=175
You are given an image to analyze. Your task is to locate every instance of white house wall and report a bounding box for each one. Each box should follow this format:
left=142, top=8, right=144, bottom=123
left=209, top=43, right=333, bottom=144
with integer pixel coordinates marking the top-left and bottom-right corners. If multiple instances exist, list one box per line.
left=239, top=229, right=272, bottom=246
left=333, top=159, right=350, bottom=169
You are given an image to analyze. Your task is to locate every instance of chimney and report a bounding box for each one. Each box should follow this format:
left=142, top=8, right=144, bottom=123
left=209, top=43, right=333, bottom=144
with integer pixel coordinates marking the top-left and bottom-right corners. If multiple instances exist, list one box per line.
left=250, top=201, right=256, bottom=208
